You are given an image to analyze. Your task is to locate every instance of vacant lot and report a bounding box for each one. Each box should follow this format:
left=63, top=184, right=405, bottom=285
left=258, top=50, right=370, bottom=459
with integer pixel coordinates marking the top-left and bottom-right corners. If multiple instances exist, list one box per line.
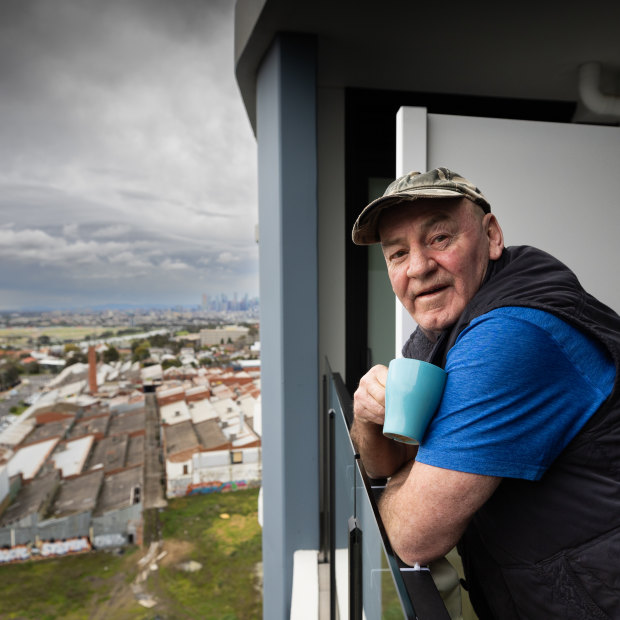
left=0, top=326, right=121, bottom=347
left=0, top=487, right=262, bottom=619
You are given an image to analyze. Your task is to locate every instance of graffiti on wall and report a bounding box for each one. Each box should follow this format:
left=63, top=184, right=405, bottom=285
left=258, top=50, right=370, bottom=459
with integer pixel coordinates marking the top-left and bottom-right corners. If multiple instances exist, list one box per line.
left=186, top=480, right=248, bottom=496
left=0, top=536, right=91, bottom=564
left=41, top=537, right=91, bottom=557
left=0, top=545, right=29, bottom=564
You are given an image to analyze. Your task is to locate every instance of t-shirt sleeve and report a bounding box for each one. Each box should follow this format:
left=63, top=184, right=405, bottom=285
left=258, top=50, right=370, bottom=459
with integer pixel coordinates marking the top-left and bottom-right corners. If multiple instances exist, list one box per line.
left=415, top=310, right=614, bottom=480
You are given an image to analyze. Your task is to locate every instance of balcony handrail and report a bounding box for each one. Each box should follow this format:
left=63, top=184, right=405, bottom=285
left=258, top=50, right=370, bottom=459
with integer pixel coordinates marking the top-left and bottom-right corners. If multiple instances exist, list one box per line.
left=323, top=359, right=450, bottom=619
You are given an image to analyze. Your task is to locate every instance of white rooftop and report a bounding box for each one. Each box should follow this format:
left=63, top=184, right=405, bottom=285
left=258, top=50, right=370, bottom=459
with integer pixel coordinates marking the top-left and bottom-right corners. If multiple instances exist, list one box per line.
left=188, top=398, right=219, bottom=424
left=141, top=364, right=163, bottom=382
left=0, top=416, right=36, bottom=448
left=8, top=438, right=59, bottom=480
left=51, top=435, right=95, bottom=478
left=160, top=400, right=191, bottom=426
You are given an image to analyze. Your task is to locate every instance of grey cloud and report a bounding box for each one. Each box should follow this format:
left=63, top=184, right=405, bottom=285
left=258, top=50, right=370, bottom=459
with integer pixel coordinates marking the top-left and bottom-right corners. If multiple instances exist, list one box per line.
left=0, top=0, right=258, bottom=309
left=90, top=224, right=132, bottom=239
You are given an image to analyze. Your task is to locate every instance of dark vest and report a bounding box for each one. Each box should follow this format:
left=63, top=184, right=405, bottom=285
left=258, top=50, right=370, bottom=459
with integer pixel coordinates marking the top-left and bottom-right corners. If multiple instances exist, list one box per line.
left=402, top=246, right=620, bottom=619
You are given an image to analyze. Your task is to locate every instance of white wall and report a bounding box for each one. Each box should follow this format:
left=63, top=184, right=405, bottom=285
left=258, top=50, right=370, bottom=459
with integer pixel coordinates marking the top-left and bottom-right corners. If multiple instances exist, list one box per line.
left=427, top=113, right=620, bottom=314
left=0, top=463, right=9, bottom=506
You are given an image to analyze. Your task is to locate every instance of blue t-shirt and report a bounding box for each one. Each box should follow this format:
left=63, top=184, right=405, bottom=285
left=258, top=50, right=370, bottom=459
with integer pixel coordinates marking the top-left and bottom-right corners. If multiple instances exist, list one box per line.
left=415, top=307, right=616, bottom=481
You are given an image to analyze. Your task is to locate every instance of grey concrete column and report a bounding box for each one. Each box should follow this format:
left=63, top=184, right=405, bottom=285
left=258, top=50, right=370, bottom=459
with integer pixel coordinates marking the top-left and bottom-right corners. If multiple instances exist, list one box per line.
left=256, top=33, right=319, bottom=619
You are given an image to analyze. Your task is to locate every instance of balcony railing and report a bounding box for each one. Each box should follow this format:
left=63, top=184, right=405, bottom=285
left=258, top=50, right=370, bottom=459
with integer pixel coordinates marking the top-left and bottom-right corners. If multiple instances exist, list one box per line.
left=321, top=361, right=450, bottom=619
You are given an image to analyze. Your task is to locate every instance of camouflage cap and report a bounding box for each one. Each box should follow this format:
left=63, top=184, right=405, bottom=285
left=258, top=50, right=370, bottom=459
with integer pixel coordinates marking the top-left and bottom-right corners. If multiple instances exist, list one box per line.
left=352, top=167, right=491, bottom=245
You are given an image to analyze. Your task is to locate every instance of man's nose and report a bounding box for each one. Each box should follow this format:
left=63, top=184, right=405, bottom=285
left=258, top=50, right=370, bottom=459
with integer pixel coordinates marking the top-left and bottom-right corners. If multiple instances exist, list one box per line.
left=406, top=250, right=436, bottom=278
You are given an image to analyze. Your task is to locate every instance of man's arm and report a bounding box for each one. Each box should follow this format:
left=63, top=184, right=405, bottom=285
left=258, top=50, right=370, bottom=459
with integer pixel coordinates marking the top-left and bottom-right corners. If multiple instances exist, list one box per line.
left=379, top=460, right=501, bottom=566
left=351, top=364, right=417, bottom=478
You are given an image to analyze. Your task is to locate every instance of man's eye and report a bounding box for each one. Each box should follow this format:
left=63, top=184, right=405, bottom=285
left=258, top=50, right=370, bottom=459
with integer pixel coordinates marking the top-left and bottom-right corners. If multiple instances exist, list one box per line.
left=390, top=250, right=407, bottom=261
left=432, top=234, right=449, bottom=245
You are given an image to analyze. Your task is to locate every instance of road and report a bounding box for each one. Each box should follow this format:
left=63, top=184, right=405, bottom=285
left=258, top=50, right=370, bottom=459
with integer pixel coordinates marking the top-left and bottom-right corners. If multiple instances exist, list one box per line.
left=0, top=374, right=54, bottom=419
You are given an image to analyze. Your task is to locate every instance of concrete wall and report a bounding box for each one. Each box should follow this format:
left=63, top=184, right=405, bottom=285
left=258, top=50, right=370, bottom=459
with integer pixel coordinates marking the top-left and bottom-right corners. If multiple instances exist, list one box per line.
left=37, top=511, right=92, bottom=541
left=91, top=503, right=142, bottom=541
left=318, top=85, right=347, bottom=378
left=256, top=33, right=319, bottom=619
left=0, top=463, right=8, bottom=508
left=0, top=502, right=142, bottom=548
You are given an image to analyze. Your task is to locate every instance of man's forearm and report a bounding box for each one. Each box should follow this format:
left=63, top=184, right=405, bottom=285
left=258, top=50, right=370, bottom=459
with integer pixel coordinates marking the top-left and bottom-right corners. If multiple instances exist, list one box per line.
left=378, top=461, right=501, bottom=566
left=350, top=418, right=416, bottom=479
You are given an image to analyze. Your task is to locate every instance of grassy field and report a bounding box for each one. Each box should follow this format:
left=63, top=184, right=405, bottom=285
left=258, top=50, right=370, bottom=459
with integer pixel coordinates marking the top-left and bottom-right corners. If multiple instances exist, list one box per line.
left=0, top=488, right=262, bottom=619
left=0, top=326, right=123, bottom=347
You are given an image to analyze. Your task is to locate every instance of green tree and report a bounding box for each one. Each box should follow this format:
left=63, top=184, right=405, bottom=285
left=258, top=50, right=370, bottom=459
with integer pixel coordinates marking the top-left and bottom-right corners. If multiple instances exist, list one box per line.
left=132, top=343, right=151, bottom=362
left=131, top=339, right=151, bottom=352
left=25, top=361, right=41, bottom=375
left=103, top=346, right=120, bottom=363
left=0, top=361, right=21, bottom=390
left=66, top=351, right=88, bottom=367
left=150, top=334, right=171, bottom=348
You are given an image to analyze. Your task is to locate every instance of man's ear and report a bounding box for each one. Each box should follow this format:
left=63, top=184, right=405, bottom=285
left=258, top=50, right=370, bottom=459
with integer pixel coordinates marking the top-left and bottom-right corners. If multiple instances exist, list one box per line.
left=484, top=214, right=504, bottom=260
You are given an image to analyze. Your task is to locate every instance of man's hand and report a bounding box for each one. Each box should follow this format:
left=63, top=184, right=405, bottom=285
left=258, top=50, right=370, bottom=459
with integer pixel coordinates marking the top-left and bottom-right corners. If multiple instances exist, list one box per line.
left=351, top=364, right=416, bottom=479
left=353, top=364, right=388, bottom=425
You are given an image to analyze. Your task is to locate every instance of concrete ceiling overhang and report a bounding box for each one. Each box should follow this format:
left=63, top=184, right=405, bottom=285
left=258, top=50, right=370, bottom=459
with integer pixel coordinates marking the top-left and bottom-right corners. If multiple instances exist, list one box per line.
left=235, top=0, right=620, bottom=132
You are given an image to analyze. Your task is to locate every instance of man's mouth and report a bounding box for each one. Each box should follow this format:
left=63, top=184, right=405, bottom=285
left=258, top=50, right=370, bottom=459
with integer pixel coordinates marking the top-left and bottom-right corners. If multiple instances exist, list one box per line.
left=416, top=285, right=448, bottom=299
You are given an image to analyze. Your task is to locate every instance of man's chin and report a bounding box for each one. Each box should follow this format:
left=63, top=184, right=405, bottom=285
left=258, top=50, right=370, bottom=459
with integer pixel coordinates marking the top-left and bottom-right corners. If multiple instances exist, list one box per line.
left=418, top=326, right=442, bottom=343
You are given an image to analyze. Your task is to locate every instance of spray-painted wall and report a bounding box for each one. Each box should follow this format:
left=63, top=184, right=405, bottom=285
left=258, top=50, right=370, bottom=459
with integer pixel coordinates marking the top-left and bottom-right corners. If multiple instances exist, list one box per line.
left=165, top=447, right=262, bottom=497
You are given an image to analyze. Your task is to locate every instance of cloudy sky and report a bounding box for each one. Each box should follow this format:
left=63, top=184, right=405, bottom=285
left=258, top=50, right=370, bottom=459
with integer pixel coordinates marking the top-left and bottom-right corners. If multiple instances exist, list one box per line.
left=0, top=0, right=258, bottom=311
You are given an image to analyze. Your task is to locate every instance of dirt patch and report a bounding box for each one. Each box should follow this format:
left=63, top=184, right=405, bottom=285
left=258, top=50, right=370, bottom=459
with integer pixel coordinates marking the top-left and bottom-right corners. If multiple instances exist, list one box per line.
left=253, top=561, right=263, bottom=596
left=158, top=539, right=195, bottom=567
left=87, top=569, right=138, bottom=620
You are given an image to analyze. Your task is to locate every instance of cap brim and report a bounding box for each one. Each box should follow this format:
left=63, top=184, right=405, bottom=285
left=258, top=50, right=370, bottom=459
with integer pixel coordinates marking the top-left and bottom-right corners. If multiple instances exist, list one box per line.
left=352, top=189, right=465, bottom=245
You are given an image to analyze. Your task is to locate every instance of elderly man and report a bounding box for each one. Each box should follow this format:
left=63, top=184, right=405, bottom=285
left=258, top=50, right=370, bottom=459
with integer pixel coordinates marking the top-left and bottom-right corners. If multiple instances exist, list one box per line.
left=350, top=168, right=620, bottom=619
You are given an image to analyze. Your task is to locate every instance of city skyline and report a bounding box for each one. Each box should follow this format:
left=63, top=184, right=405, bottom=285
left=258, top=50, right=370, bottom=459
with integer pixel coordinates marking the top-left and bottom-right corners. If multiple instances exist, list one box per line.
left=0, top=291, right=260, bottom=315
left=0, top=0, right=259, bottom=311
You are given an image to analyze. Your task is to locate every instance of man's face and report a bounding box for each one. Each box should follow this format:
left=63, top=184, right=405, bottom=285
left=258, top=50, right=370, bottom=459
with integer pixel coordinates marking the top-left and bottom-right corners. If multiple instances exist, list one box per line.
left=379, top=198, right=504, bottom=340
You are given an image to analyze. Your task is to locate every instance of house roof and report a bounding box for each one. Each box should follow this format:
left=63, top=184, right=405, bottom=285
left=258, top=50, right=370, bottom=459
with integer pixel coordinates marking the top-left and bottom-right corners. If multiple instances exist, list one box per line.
left=8, top=437, right=60, bottom=480
left=0, top=470, right=60, bottom=527
left=88, top=434, right=129, bottom=473
left=51, top=435, right=95, bottom=478
left=194, top=418, right=229, bottom=451
left=23, top=417, right=74, bottom=445
left=107, top=409, right=146, bottom=437
left=94, top=465, right=143, bottom=515
left=125, top=434, right=145, bottom=468
left=51, top=468, right=104, bottom=518
left=69, top=413, right=110, bottom=439
left=163, top=419, right=199, bottom=457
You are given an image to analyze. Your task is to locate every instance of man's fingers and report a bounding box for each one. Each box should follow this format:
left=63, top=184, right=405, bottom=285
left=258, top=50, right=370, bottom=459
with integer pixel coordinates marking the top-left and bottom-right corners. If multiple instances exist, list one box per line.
left=353, top=364, right=388, bottom=425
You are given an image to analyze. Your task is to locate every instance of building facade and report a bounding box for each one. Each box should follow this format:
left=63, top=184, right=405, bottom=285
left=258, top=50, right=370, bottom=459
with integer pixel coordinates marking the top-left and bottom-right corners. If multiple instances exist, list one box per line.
left=233, top=1, right=620, bottom=617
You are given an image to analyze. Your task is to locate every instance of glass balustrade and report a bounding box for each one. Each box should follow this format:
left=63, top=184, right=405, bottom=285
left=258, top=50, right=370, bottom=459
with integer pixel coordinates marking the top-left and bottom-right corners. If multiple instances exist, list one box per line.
left=323, top=361, right=450, bottom=619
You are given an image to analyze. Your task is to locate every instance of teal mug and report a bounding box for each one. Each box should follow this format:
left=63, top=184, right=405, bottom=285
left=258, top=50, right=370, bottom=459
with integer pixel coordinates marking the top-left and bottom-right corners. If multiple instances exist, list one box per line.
left=383, top=358, right=447, bottom=445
